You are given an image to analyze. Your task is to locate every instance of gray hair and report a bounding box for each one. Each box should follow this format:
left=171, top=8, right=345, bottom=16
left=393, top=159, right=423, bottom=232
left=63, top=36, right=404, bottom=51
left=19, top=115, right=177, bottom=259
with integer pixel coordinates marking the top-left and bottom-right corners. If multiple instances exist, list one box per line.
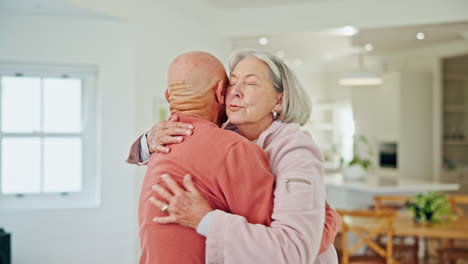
left=227, top=50, right=312, bottom=126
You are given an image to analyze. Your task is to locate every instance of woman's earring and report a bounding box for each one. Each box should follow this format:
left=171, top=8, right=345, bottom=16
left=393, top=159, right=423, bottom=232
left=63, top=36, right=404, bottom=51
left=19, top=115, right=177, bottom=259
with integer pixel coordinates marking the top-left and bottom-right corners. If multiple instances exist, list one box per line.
left=272, top=111, right=278, bottom=120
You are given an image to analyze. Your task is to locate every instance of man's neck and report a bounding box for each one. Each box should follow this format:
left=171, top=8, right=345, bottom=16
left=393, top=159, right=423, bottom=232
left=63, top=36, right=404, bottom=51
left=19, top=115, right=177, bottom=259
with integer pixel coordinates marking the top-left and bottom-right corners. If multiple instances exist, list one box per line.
left=170, top=109, right=222, bottom=127
left=167, top=84, right=224, bottom=126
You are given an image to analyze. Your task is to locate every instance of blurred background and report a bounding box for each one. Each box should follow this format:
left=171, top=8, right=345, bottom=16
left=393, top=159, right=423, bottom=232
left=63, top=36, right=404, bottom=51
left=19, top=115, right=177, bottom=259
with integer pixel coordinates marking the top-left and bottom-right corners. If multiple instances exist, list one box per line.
left=0, top=0, right=467, bottom=263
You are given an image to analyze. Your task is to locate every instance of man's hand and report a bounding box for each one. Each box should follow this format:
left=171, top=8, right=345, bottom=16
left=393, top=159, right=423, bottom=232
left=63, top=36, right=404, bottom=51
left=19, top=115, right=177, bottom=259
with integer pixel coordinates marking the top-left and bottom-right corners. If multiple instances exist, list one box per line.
left=147, top=115, right=194, bottom=154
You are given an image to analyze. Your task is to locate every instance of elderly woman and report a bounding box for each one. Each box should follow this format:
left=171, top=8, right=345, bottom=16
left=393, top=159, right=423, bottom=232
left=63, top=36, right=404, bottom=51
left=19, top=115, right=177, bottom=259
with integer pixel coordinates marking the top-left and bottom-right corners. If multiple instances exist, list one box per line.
left=138, top=50, right=339, bottom=263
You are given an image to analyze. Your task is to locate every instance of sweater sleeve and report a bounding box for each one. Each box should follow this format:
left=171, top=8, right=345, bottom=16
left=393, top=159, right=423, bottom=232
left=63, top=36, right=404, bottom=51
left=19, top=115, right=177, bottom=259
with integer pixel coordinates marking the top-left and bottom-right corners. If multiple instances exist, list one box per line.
left=125, top=134, right=143, bottom=165
left=205, top=131, right=328, bottom=264
left=125, top=131, right=150, bottom=166
left=218, top=140, right=274, bottom=226
left=319, top=203, right=341, bottom=253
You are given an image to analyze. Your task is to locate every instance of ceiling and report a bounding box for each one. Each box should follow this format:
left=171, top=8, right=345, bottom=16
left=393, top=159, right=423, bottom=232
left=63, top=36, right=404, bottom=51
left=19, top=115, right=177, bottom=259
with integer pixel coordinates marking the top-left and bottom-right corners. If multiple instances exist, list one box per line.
left=3, top=0, right=467, bottom=72
left=231, top=32, right=358, bottom=71
left=0, top=0, right=114, bottom=18
left=230, top=21, right=468, bottom=72
left=200, top=0, right=336, bottom=9
left=352, top=22, right=468, bottom=52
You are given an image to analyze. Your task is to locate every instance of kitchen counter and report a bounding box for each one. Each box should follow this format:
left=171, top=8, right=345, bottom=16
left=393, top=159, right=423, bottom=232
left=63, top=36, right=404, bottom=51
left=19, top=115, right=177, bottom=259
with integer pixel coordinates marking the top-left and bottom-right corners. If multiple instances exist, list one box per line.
left=325, top=173, right=460, bottom=209
left=325, top=173, right=459, bottom=194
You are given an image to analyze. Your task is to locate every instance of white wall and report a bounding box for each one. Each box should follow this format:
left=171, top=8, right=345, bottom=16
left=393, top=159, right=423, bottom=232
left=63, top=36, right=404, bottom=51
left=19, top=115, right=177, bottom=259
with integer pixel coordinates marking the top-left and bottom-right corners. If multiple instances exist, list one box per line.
left=0, top=6, right=231, bottom=262
left=399, top=72, right=434, bottom=181
left=0, top=13, right=136, bottom=264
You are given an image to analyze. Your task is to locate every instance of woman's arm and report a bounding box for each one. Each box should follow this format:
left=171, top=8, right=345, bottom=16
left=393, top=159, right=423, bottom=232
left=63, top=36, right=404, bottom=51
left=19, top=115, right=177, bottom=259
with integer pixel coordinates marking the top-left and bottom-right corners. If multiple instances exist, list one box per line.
left=321, top=203, right=341, bottom=252
left=204, top=132, right=326, bottom=264
left=125, top=115, right=193, bottom=165
left=152, top=131, right=335, bottom=264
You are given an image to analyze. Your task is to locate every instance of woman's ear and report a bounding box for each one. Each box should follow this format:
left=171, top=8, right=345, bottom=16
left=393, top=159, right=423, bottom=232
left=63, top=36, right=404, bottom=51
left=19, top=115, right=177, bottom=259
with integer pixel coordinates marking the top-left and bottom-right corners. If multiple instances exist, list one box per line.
left=274, top=93, right=283, bottom=113
left=215, top=79, right=226, bottom=105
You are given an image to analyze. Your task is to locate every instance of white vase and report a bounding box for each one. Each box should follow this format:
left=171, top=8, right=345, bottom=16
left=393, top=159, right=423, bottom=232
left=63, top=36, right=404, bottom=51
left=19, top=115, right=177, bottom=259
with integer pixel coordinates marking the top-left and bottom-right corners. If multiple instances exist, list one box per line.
left=342, top=164, right=367, bottom=181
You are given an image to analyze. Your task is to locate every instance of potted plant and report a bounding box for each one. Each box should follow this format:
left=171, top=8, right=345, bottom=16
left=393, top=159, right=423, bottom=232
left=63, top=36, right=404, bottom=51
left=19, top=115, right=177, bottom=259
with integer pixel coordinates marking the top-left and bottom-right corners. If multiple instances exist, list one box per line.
left=406, top=192, right=454, bottom=223
left=341, top=135, right=374, bottom=181
left=323, top=144, right=342, bottom=171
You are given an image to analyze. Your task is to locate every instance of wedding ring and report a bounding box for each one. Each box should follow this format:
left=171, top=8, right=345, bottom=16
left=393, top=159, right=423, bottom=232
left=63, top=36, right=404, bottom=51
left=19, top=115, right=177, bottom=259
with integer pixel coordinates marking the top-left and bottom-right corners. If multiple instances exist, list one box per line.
left=161, top=204, right=169, bottom=213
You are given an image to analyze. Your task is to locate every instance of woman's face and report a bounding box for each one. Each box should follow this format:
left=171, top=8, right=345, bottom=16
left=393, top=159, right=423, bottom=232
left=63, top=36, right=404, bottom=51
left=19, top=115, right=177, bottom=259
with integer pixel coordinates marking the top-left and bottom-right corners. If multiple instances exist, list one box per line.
left=226, top=57, right=282, bottom=126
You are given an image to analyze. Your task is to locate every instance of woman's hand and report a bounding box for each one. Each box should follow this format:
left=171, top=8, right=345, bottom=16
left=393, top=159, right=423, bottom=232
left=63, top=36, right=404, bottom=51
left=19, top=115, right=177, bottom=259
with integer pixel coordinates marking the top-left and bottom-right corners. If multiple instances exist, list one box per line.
left=149, top=174, right=214, bottom=230
left=147, top=115, right=194, bottom=154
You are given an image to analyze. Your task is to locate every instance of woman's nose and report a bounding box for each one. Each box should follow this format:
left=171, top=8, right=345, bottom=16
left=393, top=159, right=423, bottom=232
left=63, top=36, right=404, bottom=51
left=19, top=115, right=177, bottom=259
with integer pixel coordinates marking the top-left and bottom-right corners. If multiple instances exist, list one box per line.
left=229, top=82, right=243, bottom=97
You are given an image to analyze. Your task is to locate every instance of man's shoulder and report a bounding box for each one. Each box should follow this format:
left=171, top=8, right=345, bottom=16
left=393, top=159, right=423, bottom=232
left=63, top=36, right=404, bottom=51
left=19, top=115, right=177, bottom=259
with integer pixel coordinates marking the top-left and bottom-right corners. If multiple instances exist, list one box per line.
left=199, top=124, right=251, bottom=147
left=198, top=125, right=266, bottom=161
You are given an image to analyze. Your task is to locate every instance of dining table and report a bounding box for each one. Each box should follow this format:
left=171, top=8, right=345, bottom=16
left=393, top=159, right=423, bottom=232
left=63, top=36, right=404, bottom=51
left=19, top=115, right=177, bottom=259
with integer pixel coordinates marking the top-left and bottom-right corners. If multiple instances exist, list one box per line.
left=340, top=211, right=468, bottom=263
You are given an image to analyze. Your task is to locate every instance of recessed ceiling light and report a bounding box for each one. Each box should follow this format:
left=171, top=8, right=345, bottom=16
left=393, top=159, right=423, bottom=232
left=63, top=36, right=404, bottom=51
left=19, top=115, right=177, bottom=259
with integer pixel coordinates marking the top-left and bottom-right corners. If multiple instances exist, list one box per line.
left=364, top=43, right=373, bottom=51
left=342, top=26, right=358, bottom=36
left=276, top=50, right=285, bottom=58
left=416, top=32, right=425, bottom=40
left=322, top=26, right=359, bottom=37
left=259, top=37, right=269, bottom=45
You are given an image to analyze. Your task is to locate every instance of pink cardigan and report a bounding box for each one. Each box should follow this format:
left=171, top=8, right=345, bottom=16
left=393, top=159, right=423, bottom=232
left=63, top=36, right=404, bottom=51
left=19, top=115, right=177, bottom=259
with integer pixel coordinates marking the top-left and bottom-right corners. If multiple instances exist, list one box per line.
left=205, top=121, right=338, bottom=263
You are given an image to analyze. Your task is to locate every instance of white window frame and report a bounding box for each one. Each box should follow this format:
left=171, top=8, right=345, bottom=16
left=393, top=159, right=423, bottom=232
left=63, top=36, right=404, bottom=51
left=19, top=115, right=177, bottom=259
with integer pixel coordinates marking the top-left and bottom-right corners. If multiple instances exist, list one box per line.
left=0, top=62, right=101, bottom=211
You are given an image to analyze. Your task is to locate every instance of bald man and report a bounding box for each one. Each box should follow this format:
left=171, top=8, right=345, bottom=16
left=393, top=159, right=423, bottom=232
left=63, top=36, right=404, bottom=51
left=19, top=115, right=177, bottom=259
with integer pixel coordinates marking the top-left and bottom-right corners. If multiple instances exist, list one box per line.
left=135, top=52, right=274, bottom=264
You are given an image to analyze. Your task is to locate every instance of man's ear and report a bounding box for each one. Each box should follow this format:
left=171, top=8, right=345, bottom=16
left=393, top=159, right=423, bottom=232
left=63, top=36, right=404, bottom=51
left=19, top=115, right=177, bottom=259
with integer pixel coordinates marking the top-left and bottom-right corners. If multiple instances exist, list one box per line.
left=165, top=89, right=170, bottom=103
left=215, top=79, right=226, bottom=105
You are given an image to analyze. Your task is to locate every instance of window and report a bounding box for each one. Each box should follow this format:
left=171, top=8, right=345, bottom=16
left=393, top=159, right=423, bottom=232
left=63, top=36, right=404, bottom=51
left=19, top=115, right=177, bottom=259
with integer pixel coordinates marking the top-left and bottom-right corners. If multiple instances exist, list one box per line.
left=0, top=63, right=100, bottom=210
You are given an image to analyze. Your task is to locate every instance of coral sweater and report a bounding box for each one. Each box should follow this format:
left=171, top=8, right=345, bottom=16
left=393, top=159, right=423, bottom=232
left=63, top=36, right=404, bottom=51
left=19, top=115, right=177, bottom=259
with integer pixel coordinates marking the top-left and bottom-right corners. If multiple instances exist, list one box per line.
left=138, top=114, right=274, bottom=264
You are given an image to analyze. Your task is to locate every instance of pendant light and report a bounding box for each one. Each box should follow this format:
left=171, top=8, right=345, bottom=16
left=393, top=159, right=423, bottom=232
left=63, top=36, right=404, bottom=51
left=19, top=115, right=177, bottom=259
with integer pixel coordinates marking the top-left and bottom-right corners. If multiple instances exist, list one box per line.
left=338, top=54, right=383, bottom=86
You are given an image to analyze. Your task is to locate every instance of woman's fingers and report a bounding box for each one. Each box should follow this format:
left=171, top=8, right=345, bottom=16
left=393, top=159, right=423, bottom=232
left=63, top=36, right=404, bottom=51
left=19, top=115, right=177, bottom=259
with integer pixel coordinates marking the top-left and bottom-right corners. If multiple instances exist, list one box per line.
left=161, top=174, right=184, bottom=196
left=152, top=184, right=174, bottom=201
left=172, top=122, right=193, bottom=129
left=163, top=127, right=193, bottom=137
left=159, top=135, right=184, bottom=145
left=159, top=121, right=193, bottom=131
left=149, top=175, right=214, bottom=229
left=183, top=174, right=200, bottom=195
left=148, top=197, right=167, bottom=211
left=147, top=121, right=193, bottom=154
left=168, top=115, right=179, bottom=122
left=153, top=215, right=178, bottom=224
left=155, top=145, right=170, bottom=154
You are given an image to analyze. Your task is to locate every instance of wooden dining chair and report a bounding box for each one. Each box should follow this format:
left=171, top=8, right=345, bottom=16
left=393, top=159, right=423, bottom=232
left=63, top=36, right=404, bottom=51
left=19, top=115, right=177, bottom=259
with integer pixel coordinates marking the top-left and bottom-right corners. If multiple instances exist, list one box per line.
left=373, top=195, right=412, bottom=211
left=372, top=196, right=418, bottom=264
left=448, top=195, right=468, bottom=217
left=338, top=209, right=399, bottom=264
left=437, top=195, right=468, bottom=264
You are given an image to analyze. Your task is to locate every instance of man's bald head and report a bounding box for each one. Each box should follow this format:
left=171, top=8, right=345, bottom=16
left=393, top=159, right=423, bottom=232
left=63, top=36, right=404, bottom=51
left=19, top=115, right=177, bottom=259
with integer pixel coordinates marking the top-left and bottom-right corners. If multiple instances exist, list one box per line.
left=165, top=51, right=228, bottom=125
left=168, top=51, right=227, bottom=94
